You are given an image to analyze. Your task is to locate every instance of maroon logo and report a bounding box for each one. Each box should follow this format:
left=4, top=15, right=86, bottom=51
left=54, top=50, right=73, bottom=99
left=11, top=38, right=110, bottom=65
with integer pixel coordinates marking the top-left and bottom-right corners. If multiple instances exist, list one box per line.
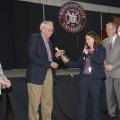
left=58, top=1, right=86, bottom=33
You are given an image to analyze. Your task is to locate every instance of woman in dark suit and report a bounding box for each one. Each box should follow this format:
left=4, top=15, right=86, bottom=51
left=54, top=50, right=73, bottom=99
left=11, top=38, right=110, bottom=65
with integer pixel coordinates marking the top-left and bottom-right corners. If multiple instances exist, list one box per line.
left=56, top=31, right=106, bottom=120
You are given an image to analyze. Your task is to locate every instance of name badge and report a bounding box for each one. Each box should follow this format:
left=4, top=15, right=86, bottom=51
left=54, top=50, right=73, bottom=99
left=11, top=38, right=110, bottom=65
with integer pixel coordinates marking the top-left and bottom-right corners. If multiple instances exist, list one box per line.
left=88, top=67, right=92, bottom=73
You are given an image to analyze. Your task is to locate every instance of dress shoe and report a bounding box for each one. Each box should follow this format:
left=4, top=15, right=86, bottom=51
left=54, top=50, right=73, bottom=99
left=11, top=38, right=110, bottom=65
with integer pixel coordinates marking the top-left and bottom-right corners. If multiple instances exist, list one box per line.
left=105, top=114, right=117, bottom=120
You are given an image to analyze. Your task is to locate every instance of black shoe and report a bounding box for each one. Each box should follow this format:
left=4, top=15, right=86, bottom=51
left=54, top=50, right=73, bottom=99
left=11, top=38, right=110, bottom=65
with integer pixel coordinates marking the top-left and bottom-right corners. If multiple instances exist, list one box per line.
left=117, top=114, right=120, bottom=118
left=111, top=116, right=118, bottom=119
left=116, top=116, right=120, bottom=120
left=109, top=116, right=118, bottom=120
left=104, top=114, right=111, bottom=120
left=104, top=114, right=117, bottom=120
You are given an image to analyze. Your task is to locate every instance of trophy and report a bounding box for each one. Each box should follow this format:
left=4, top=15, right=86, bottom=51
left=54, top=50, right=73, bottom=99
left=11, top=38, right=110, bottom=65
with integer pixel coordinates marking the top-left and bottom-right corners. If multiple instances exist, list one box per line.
left=55, top=47, right=70, bottom=63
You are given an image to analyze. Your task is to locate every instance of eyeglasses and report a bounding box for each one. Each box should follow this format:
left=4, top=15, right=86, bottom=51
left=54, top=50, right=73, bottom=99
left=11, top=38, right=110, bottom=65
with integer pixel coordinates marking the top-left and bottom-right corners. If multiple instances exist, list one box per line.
left=106, top=27, right=115, bottom=32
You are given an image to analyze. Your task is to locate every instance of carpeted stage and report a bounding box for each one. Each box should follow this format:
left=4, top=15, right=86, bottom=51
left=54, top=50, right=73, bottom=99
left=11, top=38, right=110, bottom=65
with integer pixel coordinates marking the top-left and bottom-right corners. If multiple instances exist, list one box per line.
left=0, top=69, right=119, bottom=120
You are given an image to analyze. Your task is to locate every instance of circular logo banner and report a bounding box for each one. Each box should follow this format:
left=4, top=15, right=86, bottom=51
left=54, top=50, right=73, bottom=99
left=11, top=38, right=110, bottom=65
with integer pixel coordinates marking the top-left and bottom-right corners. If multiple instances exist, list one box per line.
left=58, top=1, right=86, bottom=33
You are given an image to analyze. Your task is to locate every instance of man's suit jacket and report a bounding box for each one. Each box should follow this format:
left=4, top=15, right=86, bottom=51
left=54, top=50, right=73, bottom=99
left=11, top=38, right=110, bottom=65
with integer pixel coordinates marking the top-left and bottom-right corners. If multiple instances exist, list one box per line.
left=67, top=46, right=106, bottom=80
left=26, top=33, right=53, bottom=84
left=103, top=35, right=120, bottom=78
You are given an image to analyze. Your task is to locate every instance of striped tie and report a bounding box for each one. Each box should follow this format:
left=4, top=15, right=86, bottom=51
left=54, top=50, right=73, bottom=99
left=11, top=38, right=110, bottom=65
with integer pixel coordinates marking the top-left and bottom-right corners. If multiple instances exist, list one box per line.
left=109, top=38, right=112, bottom=52
left=45, top=42, right=52, bottom=61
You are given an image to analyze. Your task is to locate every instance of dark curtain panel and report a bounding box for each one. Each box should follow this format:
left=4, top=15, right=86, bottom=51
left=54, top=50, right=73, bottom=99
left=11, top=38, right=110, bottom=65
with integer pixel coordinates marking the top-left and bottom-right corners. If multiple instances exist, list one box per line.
left=14, top=1, right=43, bottom=68
left=0, top=0, right=15, bottom=69
left=75, top=0, right=120, bottom=8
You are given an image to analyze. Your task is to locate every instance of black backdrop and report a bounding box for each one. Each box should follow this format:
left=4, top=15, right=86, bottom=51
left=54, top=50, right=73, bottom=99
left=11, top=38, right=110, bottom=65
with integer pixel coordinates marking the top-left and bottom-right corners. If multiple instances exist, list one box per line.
left=0, top=0, right=119, bottom=69
left=76, top=0, right=120, bottom=8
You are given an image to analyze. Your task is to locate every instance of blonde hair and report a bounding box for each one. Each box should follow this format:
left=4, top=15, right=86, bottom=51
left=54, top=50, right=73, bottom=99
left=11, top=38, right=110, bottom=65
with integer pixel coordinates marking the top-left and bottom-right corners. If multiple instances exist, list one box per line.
left=40, top=21, right=53, bottom=31
left=106, top=22, right=118, bottom=29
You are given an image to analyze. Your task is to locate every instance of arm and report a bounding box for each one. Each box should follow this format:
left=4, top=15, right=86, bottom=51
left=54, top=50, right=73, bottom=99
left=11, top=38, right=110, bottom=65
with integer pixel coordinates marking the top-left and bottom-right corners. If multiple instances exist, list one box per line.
left=107, top=53, right=120, bottom=71
left=66, top=54, right=84, bottom=68
left=89, top=47, right=106, bottom=65
left=28, top=35, right=51, bottom=67
left=112, top=58, right=120, bottom=70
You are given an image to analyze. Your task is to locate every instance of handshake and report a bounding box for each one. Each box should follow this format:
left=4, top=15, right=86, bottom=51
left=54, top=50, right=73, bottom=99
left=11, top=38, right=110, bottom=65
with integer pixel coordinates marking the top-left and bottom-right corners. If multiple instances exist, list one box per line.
left=55, top=47, right=70, bottom=63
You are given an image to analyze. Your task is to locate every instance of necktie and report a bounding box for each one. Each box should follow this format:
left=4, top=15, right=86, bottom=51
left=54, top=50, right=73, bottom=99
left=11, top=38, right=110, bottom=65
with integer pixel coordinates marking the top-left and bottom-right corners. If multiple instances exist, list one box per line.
left=109, top=39, right=113, bottom=51
left=45, top=42, right=52, bottom=61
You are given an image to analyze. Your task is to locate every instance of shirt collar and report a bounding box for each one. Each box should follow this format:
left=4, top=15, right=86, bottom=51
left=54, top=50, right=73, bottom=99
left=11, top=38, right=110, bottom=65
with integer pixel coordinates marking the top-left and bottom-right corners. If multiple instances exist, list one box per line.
left=41, top=33, right=49, bottom=42
left=110, top=34, right=117, bottom=44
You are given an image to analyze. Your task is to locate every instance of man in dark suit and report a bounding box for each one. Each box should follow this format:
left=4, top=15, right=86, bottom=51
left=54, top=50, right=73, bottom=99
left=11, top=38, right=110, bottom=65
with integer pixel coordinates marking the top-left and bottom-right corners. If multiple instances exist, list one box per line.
left=26, top=21, right=58, bottom=120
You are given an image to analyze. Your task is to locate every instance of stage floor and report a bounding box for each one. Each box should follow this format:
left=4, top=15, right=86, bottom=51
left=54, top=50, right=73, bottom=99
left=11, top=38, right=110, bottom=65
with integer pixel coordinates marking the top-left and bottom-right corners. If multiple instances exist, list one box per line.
left=4, top=68, right=80, bottom=78
left=3, top=69, right=120, bottom=120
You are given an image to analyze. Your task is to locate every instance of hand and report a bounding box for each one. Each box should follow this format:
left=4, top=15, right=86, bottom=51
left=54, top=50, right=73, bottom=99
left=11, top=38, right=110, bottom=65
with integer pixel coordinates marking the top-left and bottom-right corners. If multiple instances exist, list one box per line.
left=0, top=79, right=11, bottom=89
left=0, top=80, right=6, bottom=86
left=105, top=64, right=113, bottom=72
left=4, top=79, right=11, bottom=88
left=55, top=50, right=65, bottom=58
left=83, top=48, right=88, bottom=55
left=50, top=62, right=58, bottom=69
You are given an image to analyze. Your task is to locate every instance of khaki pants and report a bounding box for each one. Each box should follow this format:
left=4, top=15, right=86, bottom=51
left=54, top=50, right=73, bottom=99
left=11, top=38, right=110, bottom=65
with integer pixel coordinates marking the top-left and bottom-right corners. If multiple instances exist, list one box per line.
left=27, top=69, right=53, bottom=120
